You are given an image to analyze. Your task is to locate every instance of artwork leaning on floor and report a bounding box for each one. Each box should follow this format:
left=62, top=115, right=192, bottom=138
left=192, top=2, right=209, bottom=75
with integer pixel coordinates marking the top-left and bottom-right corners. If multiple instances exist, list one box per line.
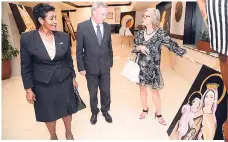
left=119, top=11, right=136, bottom=36
left=9, top=3, right=37, bottom=34
left=168, top=65, right=228, bottom=140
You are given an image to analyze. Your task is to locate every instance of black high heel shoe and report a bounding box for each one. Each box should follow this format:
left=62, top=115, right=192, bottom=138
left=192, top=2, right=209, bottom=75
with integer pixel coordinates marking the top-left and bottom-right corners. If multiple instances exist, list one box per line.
left=139, top=109, right=149, bottom=119
left=155, top=113, right=166, bottom=125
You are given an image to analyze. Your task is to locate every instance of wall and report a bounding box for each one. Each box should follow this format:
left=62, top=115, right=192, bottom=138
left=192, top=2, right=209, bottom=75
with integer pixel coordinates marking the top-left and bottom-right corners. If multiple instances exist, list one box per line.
left=2, top=2, right=21, bottom=77
left=105, top=7, right=117, bottom=24
left=120, top=2, right=135, bottom=13
left=170, top=2, right=186, bottom=36
left=135, top=10, right=144, bottom=28
left=169, top=2, right=186, bottom=69
left=70, top=6, right=127, bottom=31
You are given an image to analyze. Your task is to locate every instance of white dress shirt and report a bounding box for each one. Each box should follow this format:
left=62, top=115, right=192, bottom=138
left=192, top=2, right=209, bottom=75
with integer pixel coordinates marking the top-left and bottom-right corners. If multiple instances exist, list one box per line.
left=91, top=18, right=104, bottom=38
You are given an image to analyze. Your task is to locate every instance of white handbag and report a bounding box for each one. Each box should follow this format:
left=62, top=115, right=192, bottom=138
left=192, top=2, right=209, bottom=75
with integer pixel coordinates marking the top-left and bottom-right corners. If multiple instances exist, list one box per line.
left=121, top=51, right=140, bottom=83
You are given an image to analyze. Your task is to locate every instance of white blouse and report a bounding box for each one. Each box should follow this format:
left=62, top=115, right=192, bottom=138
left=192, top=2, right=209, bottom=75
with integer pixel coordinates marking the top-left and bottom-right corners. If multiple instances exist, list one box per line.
left=43, top=37, right=56, bottom=60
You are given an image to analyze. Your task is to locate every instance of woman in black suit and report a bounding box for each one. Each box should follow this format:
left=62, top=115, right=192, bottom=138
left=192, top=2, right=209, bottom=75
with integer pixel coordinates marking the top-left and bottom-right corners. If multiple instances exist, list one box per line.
left=20, top=3, right=78, bottom=140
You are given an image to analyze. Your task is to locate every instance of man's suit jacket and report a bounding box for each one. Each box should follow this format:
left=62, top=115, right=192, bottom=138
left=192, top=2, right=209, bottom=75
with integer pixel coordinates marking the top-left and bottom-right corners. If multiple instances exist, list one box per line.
left=76, top=19, right=113, bottom=75
left=20, top=30, right=76, bottom=89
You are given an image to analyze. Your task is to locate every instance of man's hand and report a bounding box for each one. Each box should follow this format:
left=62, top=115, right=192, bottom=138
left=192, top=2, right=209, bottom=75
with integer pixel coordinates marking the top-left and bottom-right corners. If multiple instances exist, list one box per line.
left=79, top=70, right=86, bottom=76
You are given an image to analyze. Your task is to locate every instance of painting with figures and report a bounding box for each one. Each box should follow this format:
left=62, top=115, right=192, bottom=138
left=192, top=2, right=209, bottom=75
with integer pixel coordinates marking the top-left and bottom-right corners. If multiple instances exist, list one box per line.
left=9, top=3, right=37, bottom=34
left=168, top=65, right=227, bottom=140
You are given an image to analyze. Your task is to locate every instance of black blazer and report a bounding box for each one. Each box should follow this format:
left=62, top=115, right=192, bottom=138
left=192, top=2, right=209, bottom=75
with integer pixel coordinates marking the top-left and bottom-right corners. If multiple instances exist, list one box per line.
left=20, top=30, right=76, bottom=89
left=76, top=19, right=113, bottom=75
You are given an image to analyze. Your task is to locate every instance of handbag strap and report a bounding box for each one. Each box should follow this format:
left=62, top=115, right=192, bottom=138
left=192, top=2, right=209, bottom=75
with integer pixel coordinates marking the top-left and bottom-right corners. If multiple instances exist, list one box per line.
left=128, top=49, right=140, bottom=63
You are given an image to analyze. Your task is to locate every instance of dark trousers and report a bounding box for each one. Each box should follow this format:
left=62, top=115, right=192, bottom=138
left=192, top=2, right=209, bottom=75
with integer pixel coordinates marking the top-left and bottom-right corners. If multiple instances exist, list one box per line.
left=86, top=72, right=111, bottom=114
left=219, top=55, right=228, bottom=120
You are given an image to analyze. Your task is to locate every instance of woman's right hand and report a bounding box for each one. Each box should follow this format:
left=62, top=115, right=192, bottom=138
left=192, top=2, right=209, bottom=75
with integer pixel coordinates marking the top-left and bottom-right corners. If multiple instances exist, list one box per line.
left=26, top=89, right=36, bottom=104
left=137, top=45, right=149, bottom=55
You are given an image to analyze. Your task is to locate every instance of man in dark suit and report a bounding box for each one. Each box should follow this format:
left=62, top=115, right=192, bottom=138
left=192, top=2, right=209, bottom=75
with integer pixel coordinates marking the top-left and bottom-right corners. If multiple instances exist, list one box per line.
left=76, top=1, right=113, bottom=125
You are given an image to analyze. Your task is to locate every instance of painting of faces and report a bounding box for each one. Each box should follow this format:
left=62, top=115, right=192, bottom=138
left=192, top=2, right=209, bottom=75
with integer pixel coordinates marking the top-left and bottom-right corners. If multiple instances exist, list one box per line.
left=168, top=65, right=227, bottom=140
left=9, top=3, right=37, bottom=34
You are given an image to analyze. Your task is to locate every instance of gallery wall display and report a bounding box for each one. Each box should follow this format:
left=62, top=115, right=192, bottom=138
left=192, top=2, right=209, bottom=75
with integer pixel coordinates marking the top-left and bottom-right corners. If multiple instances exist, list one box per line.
left=168, top=65, right=227, bottom=140
left=9, top=3, right=37, bottom=34
left=119, top=11, right=136, bottom=36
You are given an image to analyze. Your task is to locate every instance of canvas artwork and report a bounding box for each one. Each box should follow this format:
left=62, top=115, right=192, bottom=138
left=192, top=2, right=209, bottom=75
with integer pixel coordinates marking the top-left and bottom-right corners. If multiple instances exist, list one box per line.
left=63, top=15, right=76, bottom=40
left=106, top=12, right=113, bottom=19
left=9, top=3, right=37, bottom=34
left=168, top=65, right=228, bottom=140
left=156, top=2, right=172, bottom=34
left=119, top=11, right=136, bottom=36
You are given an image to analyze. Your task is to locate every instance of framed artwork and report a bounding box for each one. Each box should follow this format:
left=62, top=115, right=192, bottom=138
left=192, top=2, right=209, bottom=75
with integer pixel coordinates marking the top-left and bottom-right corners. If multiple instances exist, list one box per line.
left=63, top=15, right=76, bottom=40
left=168, top=65, right=227, bottom=140
left=156, top=2, right=172, bottom=34
left=119, top=11, right=136, bottom=36
left=106, top=12, right=113, bottom=19
left=9, top=3, right=37, bottom=34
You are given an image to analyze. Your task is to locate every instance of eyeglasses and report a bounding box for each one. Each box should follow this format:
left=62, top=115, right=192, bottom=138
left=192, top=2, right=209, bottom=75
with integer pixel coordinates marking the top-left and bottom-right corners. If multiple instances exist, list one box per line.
left=142, top=15, right=151, bottom=19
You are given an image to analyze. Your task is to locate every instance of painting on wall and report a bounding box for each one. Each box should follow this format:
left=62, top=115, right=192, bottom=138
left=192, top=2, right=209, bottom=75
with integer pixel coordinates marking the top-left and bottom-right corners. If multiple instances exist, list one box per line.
left=106, top=12, right=113, bottom=19
left=119, top=11, right=136, bottom=36
left=168, top=65, right=227, bottom=140
left=156, top=2, right=172, bottom=35
left=63, top=15, right=76, bottom=40
left=9, top=3, right=37, bottom=34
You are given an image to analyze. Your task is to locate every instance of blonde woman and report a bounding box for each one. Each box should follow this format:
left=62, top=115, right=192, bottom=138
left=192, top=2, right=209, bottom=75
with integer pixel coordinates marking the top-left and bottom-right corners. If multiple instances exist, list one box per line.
left=132, top=8, right=194, bottom=125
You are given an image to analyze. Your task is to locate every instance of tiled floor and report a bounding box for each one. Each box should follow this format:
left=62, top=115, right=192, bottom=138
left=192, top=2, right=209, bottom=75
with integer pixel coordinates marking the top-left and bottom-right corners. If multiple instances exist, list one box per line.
left=2, top=34, right=193, bottom=140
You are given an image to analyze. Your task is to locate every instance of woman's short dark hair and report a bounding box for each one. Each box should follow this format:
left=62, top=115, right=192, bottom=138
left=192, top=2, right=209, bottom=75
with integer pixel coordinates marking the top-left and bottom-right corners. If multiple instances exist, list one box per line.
left=33, top=3, right=55, bottom=28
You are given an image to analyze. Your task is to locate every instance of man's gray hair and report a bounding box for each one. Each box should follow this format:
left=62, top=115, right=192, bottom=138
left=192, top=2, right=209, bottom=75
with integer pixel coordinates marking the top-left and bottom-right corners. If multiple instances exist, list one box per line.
left=91, top=1, right=108, bottom=14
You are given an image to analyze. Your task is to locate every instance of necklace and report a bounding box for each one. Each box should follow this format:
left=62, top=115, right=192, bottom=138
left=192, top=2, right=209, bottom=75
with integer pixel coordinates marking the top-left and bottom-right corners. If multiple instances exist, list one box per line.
left=39, top=29, right=53, bottom=37
left=145, top=29, right=156, bottom=35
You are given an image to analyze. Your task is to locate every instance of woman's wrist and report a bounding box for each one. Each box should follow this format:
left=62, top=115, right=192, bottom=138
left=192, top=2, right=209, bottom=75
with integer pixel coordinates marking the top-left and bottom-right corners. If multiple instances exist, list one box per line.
left=26, top=88, right=32, bottom=93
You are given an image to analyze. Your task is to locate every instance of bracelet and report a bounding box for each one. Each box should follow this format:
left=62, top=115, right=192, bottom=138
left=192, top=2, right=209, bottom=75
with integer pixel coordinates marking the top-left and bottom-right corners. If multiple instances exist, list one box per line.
left=26, top=90, right=32, bottom=93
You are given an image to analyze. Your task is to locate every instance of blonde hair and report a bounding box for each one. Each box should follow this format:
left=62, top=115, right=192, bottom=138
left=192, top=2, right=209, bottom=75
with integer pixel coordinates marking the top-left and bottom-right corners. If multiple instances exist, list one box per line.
left=144, top=8, right=160, bottom=28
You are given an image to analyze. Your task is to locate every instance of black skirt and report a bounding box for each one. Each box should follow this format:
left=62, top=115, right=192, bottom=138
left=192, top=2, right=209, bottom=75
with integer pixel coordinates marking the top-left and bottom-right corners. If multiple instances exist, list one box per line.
left=32, top=74, right=77, bottom=122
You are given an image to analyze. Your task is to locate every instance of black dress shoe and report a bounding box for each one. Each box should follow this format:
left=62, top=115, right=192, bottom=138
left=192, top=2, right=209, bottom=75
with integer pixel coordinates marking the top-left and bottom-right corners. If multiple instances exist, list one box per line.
left=102, top=112, right=113, bottom=123
left=90, top=114, right=97, bottom=125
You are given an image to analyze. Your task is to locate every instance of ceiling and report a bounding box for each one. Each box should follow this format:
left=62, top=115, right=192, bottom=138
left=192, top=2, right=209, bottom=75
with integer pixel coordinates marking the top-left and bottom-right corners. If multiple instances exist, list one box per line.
left=133, top=1, right=160, bottom=11
left=18, top=1, right=160, bottom=11
left=70, top=1, right=131, bottom=6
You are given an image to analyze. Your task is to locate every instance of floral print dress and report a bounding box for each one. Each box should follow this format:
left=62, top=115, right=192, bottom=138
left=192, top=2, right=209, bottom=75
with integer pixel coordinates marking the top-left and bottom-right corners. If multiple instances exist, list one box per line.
left=132, top=28, right=187, bottom=90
